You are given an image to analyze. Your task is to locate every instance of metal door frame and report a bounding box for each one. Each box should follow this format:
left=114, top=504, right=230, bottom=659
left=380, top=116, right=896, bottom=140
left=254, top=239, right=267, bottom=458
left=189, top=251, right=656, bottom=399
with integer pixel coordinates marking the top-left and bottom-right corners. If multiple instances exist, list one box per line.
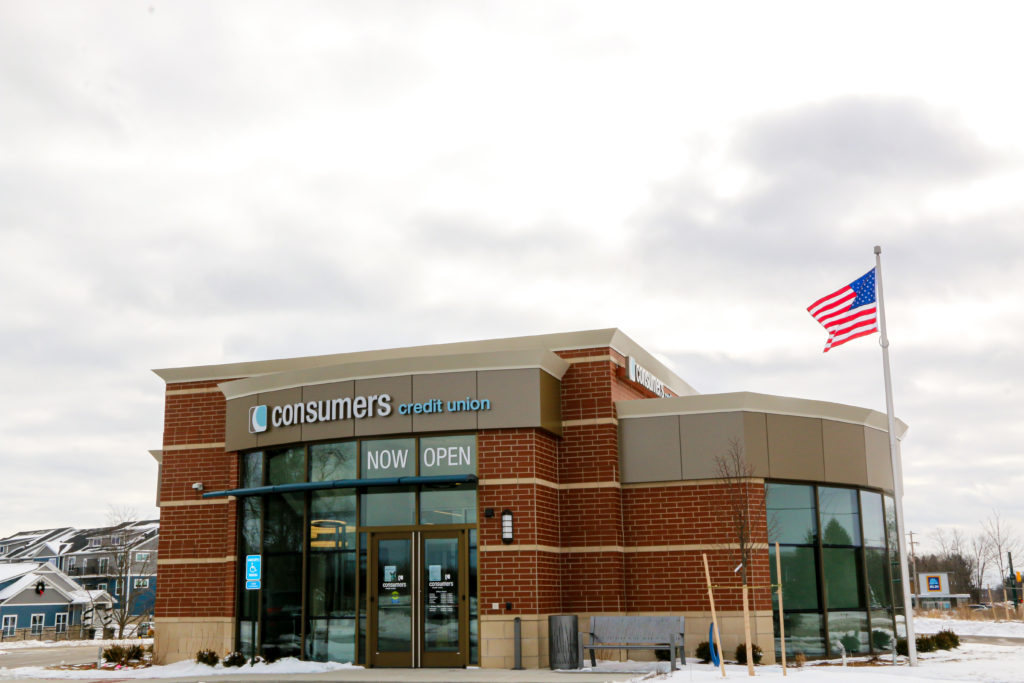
left=367, top=529, right=467, bottom=668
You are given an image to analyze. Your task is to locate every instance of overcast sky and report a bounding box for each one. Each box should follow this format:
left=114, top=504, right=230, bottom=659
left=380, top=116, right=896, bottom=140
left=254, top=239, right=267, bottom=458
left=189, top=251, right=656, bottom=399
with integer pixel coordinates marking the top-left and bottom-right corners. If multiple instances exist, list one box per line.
left=2, top=2, right=1022, bottom=567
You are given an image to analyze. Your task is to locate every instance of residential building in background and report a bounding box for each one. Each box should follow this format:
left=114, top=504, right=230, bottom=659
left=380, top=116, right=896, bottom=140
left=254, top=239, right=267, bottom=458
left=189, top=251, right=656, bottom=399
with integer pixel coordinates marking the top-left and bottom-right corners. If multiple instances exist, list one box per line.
left=0, top=520, right=158, bottom=630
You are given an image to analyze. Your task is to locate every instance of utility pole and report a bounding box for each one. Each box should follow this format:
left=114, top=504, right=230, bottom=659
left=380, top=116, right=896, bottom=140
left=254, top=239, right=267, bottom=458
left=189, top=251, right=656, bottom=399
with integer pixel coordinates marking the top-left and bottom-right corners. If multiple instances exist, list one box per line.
left=1008, top=552, right=1018, bottom=607
left=907, top=531, right=920, bottom=601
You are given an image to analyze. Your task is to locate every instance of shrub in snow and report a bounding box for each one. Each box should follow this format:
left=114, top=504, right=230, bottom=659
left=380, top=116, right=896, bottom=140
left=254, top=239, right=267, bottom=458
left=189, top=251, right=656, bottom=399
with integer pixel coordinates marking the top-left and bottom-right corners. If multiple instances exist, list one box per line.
left=872, top=629, right=893, bottom=650
left=102, top=645, right=131, bottom=664
left=734, top=643, right=762, bottom=665
left=793, top=651, right=806, bottom=668
left=195, top=648, right=220, bottom=666
left=695, top=640, right=713, bottom=663
left=916, top=634, right=938, bottom=653
left=222, top=650, right=247, bottom=667
left=934, top=629, right=960, bottom=650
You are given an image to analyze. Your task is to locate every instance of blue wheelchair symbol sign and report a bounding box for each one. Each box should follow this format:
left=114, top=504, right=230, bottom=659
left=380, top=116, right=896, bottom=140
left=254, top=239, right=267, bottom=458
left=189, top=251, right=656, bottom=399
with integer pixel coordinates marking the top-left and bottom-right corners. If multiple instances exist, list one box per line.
left=245, top=555, right=262, bottom=582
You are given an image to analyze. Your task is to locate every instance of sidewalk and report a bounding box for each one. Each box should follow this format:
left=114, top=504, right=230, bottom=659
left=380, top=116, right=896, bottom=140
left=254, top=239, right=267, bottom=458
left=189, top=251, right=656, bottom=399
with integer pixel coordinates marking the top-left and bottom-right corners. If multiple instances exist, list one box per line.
left=6, top=668, right=648, bottom=683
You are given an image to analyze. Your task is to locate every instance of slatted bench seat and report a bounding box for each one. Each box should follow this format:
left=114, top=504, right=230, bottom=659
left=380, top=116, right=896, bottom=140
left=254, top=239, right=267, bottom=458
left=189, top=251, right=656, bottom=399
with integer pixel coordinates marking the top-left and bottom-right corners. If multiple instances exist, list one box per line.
left=580, top=616, right=686, bottom=671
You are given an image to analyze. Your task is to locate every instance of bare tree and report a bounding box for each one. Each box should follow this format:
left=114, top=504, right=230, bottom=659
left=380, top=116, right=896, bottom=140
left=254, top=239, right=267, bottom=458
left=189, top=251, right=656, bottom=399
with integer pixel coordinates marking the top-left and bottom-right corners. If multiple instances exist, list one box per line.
left=103, top=507, right=158, bottom=638
left=982, top=509, right=1020, bottom=588
left=715, top=438, right=758, bottom=586
left=925, top=527, right=975, bottom=594
left=967, top=533, right=992, bottom=599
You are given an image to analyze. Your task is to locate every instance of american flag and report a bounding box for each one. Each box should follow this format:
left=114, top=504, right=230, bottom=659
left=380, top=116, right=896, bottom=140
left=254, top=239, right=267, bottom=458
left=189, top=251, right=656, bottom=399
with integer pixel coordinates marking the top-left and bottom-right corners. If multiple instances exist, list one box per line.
left=807, top=268, right=879, bottom=352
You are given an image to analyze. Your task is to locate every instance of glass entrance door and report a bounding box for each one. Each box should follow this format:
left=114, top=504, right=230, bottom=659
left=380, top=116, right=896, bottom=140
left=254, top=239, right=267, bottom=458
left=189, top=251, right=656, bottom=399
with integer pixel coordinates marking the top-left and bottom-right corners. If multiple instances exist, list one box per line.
left=368, top=530, right=467, bottom=667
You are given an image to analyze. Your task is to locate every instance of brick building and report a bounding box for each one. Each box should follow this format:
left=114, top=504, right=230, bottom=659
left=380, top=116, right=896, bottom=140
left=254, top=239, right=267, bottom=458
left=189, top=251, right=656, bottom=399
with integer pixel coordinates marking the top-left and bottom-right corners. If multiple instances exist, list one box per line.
left=151, top=329, right=908, bottom=667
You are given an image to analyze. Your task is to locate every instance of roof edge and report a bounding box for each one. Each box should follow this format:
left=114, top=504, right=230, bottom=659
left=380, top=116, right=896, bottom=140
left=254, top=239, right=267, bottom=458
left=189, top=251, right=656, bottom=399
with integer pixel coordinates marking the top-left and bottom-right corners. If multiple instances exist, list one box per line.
left=616, top=391, right=908, bottom=437
left=153, top=328, right=695, bottom=396
left=218, top=348, right=572, bottom=400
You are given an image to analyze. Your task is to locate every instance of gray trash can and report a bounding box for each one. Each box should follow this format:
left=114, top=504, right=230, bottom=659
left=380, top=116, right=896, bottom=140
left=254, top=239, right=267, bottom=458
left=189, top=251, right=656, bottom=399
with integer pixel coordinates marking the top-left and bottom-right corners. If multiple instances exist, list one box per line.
left=549, top=615, right=580, bottom=669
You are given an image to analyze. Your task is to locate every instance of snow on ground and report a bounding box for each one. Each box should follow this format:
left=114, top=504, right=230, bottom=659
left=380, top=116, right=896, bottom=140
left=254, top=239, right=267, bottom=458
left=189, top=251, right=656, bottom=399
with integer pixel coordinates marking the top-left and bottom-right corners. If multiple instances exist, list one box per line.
left=916, top=615, right=1024, bottom=638
left=1, top=619, right=1023, bottom=680
left=0, top=637, right=153, bottom=652
left=0, top=656, right=359, bottom=679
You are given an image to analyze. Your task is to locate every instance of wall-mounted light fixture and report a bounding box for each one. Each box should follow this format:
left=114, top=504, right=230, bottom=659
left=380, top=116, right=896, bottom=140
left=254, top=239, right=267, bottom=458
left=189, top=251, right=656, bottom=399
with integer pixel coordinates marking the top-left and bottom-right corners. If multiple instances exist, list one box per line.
left=501, top=509, right=513, bottom=544
left=191, top=482, right=204, bottom=491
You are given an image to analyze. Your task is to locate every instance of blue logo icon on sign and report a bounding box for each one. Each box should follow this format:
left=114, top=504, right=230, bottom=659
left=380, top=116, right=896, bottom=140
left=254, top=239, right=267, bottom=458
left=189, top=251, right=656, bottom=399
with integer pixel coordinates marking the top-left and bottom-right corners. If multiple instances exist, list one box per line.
left=245, top=555, right=262, bottom=581
left=248, top=405, right=268, bottom=434
left=927, top=576, right=941, bottom=591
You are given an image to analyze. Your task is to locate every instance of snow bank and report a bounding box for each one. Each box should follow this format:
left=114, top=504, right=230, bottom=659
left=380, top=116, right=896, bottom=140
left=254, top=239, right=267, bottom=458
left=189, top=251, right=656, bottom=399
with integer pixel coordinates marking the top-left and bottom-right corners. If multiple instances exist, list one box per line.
left=0, top=656, right=360, bottom=679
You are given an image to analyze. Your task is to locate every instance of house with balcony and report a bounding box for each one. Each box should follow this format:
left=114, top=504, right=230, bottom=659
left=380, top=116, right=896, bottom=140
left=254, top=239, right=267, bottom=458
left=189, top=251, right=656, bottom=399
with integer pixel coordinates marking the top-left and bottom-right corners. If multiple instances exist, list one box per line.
left=61, top=521, right=159, bottom=620
left=0, top=520, right=158, bottom=623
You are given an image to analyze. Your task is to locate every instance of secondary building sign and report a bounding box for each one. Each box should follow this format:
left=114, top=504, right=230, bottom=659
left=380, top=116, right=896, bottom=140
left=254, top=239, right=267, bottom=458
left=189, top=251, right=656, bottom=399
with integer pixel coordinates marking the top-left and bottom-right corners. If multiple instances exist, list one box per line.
left=627, top=357, right=671, bottom=398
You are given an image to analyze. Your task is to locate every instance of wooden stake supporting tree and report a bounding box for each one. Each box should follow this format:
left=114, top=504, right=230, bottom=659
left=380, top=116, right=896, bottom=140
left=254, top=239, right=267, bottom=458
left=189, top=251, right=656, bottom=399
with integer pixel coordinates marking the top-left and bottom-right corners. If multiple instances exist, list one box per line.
left=742, top=584, right=754, bottom=676
left=703, top=553, right=727, bottom=678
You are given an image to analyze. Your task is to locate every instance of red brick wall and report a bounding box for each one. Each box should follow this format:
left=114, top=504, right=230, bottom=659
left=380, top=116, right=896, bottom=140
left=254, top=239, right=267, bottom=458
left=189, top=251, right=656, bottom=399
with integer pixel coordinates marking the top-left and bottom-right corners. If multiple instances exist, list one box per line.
left=477, top=428, right=562, bottom=616
left=156, top=383, right=239, bottom=622
left=623, top=483, right=772, bottom=611
left=161, top=382, right=231, bottom=447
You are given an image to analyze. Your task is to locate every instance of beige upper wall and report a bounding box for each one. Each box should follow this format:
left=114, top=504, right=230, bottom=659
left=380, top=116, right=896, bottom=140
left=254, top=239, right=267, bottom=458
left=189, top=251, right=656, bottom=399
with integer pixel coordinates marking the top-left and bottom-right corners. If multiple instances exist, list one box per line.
left=225, top=367, right=562, bottom=451
left=153, top=328, right=698, bottom=398
left=618, top=392, right=904, bottom=492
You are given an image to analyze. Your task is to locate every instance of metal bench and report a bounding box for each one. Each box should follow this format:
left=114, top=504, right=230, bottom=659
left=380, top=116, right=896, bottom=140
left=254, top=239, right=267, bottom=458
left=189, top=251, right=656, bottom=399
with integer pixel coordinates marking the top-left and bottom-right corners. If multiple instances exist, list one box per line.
left=580, top=616, right=685, bottom=671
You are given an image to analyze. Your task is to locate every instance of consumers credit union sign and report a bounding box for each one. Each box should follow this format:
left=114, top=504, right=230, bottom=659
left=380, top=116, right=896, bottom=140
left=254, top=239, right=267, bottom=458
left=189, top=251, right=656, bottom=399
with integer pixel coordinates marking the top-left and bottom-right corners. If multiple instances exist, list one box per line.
left=248, top=393, right=492, bottom=434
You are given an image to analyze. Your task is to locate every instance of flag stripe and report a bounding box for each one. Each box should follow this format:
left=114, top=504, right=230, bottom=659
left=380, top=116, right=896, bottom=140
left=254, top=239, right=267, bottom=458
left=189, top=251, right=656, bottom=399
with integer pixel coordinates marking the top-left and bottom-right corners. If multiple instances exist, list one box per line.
left=808, top=268, right=878, bottom=353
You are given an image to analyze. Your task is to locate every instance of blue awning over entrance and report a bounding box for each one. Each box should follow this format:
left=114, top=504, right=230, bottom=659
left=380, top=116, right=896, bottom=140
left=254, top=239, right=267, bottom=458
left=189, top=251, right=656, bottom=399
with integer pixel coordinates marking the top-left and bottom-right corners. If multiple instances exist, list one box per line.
left=201, top=473, right=478, bottom=499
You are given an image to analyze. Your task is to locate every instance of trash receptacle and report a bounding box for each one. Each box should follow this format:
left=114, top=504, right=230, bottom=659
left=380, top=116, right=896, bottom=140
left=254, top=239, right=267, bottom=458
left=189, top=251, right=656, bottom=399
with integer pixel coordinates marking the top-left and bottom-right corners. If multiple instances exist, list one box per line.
left=549, top=615, right=580, bottom=669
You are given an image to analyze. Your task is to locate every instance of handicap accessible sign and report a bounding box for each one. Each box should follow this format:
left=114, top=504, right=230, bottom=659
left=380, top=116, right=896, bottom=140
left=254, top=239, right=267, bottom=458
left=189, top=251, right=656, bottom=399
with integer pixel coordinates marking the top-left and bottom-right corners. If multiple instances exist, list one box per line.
left=245, top=555, right=262, bottom=590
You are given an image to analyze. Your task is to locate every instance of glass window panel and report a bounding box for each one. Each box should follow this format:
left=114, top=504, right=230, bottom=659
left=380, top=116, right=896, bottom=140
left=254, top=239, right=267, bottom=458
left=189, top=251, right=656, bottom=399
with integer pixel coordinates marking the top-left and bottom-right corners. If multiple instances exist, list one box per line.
left=241, top=496, right=262, bottom=557
left=860, top=490, right=885, bottom=547
left=310, top=442, right=357, bottom=482
left=420, top=435, right=476, bottom=476
left=827, top=610, right=868, bottom=655
left=423, top=536, right=460, bottom=652
left=308, top=551, right=357, bottom=617
left=311, top=490, right=356, bottom=551
left=361, top=488, right=415, bottom=526
left=766, top=484, right=817, bottom=545
left=420, top=484, right=477, bottom=525
left=469, top=528, right=478, bottom=665
left=264, top=493, right=304, bottom=553
left=376, top=538, right=412, bottom=652
left=884, top=495, right=898, bottom=553
left=776, top=612, right=825, bottom=658
left=242, top=451, right=264, bottom=488
left=822, top=547, right=864, bottom=610
left=268, top=447, right=305, bottom=485
left=262, top=553, right=303, bottom=660
left=883, top=495, right=906, bottom=611
left=819, top=487, right=861, bottom=546
left=770, top=545, right=819, bottom=610
left=358, top=533, right=367, bottom=665
left=865, top=547, right=892, bottom=610
left=361, top=438, right=416, bottom=479
left=306, top=617, right=356, bottom=663
left=869, top=610, right=896, bottom=652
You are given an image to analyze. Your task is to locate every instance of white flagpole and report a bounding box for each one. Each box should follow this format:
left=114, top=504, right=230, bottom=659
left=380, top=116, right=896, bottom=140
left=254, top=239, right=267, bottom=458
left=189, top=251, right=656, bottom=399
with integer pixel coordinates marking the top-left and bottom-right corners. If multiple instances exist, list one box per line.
left=874, top=245, right=918, bottom=666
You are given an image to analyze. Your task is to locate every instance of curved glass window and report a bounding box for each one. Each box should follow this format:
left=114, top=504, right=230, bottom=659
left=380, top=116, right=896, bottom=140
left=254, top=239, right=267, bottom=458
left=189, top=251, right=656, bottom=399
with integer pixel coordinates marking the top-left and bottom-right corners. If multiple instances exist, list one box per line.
left=767, top=482, right=903, bottom=660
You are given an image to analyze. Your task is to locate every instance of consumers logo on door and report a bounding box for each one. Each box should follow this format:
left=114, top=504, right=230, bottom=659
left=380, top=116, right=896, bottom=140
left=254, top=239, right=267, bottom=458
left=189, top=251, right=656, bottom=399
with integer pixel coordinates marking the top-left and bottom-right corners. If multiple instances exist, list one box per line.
left=248, top=405, right=268, bottom=434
